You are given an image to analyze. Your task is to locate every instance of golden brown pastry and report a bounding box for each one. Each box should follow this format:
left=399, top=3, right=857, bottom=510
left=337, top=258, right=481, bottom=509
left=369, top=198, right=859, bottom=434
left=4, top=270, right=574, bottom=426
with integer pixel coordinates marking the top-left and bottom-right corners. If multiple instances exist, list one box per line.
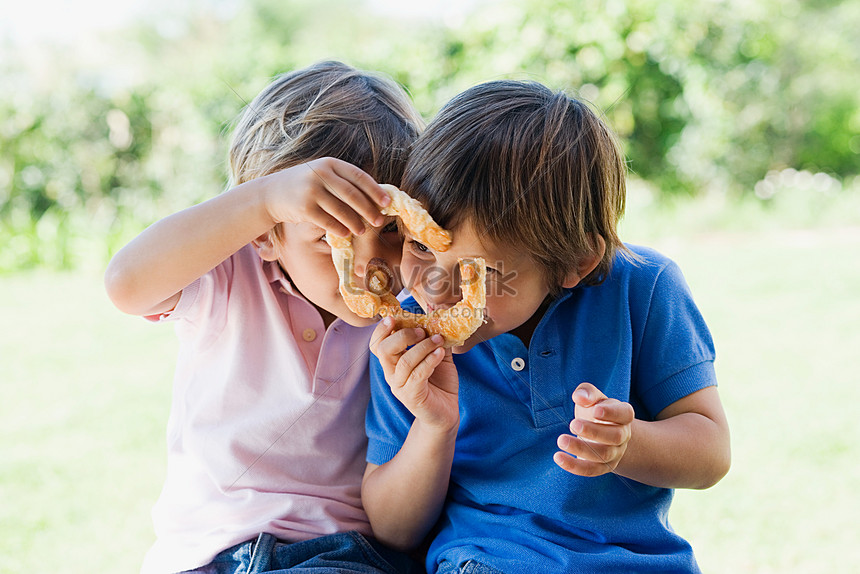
left=328, top=184, right=486, bottom=347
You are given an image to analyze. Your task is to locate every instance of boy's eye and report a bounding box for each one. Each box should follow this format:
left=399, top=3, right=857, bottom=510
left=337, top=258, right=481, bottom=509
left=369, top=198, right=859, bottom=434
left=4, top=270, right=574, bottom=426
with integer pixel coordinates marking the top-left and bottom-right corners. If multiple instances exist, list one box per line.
left=381, top=221, right=399, bottom=234
left=409, top=240, right=429, bottom=253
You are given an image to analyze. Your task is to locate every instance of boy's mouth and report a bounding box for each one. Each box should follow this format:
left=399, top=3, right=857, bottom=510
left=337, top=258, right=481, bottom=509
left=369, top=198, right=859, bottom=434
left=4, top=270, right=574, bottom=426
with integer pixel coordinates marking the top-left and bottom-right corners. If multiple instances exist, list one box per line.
left=410, top=294, right=434, bottom=315
left=424, top=302, right=455, bottom=314
left=364, top=258, right=395, bottom=296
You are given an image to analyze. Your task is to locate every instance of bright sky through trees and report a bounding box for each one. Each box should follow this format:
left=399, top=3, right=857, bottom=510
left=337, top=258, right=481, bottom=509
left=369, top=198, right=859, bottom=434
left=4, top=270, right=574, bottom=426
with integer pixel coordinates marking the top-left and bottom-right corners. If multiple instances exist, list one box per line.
left=1, top=0, right=475, bottom=45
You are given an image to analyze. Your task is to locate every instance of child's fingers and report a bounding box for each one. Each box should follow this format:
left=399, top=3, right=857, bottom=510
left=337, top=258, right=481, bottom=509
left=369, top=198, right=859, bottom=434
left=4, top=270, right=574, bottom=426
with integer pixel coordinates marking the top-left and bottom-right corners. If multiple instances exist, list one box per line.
left=572, top=384, right=634, bottom=426
left=557, top=432, right=618, bottom=464
left=552, top=449, right=615, bottom=478
left=329, top=158, right=391, bottom=210
left=590, top=399, right=635, bottom=426
left=312, top=159, right=388, bottom=229
left=306, top=204, right=352, bottom=238
left=569, top=417, right=630, bottom=447
left=371, top=322, right=427, bottom=374
left=313, top=184, right=376, bottom=235
left=382, top=328, right=429, bottom=361
left=400, top=346, right=446, bottom=398
left=571, top=382, right=606, bottom=408
left=369, top=317, right=396, bottom=357
left=392, top=334, right=445, bottom=390
left=555, top=434, right=624, bottom=474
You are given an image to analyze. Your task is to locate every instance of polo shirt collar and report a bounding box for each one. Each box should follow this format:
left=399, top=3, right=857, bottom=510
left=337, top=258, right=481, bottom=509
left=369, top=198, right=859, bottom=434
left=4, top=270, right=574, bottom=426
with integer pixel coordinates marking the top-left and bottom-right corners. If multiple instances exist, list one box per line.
left=262, top=257, right=298, bottom=296
left=540, top=287, right=575, bottom=321
left=260, top=253, right=361, bottom=333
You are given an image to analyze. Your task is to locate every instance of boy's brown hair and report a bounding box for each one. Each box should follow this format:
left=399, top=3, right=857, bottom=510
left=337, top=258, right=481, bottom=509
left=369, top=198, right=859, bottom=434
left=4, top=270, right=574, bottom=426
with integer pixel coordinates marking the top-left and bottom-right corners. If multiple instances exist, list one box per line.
left=402, top=80, right=627, bottom=292
left=229, top=61, right=424, bottom=240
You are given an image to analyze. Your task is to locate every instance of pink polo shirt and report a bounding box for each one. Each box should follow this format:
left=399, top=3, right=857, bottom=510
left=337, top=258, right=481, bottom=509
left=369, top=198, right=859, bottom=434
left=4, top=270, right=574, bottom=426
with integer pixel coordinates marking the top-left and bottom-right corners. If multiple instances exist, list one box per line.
left=141, top=244, right=375, bottom=574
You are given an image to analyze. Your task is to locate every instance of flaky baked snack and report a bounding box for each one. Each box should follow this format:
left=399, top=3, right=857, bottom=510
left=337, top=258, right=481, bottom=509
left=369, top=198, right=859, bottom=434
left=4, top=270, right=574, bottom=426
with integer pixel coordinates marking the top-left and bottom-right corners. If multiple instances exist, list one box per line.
left=328, top=184, right=486, bottom=347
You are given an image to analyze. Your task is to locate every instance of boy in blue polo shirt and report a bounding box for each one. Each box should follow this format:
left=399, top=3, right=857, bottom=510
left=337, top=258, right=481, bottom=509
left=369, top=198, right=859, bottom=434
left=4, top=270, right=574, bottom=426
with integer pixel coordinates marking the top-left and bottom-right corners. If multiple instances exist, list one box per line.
left=361, top=80, right=731, bottom=573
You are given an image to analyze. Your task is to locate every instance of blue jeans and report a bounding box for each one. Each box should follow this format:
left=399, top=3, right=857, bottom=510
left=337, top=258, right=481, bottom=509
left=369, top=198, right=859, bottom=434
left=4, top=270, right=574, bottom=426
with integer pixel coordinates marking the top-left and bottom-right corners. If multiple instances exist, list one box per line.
left=182, top=531, right=420, bottom=574
left=436, top=560, right=504, bottom=574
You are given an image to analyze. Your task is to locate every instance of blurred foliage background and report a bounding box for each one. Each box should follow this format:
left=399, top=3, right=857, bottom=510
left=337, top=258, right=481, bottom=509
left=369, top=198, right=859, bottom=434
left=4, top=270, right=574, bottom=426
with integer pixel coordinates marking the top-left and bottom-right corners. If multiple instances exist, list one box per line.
left=1, top=0, right=858, bottom=272
left=3, top=2, right=860, bottom=573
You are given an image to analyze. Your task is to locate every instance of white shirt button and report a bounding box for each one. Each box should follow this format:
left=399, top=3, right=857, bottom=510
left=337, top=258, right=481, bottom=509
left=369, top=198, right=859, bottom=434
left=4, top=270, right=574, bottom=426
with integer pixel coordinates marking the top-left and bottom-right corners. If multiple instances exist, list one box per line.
left=510, top=357, right=525, bottom=371
left=302, top=328, right=317, bottom=342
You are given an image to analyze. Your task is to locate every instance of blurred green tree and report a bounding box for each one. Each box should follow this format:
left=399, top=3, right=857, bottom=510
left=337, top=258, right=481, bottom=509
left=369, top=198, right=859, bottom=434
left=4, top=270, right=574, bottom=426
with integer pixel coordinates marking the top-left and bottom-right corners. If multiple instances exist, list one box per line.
left=0, top=0, right=857, bottom=271
left=387, top=0, right=860, bottom=197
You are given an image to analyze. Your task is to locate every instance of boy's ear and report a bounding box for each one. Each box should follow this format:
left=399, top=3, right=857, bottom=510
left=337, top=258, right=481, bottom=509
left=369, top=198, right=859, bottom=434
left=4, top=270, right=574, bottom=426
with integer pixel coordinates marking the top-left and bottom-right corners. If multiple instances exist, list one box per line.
left=560, top=235, right=607, bottom=289
left=253, top=231, right=280, bottom=262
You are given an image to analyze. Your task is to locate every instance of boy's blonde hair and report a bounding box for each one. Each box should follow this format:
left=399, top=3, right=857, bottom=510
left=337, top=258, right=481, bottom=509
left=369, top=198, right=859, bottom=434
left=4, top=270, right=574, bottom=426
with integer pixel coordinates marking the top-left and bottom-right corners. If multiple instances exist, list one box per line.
left=229, top=61, right=424, bottom=238
left=403, top=80, right=627, bottom=292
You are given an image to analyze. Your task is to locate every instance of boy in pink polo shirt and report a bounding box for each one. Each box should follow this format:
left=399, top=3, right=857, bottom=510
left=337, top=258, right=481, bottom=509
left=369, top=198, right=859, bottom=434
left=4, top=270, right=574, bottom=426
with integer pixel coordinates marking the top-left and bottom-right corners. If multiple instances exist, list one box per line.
left=105, top=61, right=423, bottom=574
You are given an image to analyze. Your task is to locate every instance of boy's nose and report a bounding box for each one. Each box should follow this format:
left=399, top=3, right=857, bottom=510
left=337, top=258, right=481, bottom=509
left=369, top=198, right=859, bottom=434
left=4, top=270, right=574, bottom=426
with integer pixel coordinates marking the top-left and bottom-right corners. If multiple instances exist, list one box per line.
left=353, top=258, right=367, bottom=278
left=352, top=238, right=374, bottom=278
left=352, top=239, right=390, bottom=284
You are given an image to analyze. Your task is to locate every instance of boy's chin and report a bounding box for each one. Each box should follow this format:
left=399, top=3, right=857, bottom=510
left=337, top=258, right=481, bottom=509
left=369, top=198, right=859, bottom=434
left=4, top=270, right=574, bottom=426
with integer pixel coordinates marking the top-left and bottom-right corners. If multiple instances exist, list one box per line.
left=451, top=337, right=479, bottom=354
left=337, top=313, right=380, bottom=328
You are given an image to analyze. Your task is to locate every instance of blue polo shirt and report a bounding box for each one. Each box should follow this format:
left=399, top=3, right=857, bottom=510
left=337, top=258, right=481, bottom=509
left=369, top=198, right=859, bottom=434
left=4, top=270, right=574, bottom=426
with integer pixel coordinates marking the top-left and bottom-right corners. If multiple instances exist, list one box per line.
left=366, top=245, right=716, bottom=573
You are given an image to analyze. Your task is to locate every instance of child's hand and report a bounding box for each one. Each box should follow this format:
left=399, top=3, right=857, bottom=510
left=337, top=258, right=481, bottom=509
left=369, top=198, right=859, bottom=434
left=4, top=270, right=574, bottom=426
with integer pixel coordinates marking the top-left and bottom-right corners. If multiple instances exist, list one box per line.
left=554, top=382, right=635, bottom=477
left=370, top=317, right=460, bottom=435
left=261, top=157, right=392, bottom=237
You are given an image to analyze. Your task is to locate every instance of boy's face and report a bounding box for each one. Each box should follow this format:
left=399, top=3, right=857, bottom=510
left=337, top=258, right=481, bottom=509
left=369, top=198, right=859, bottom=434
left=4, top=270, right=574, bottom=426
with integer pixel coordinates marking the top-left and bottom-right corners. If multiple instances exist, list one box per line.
left=274, top=216, right=402, bottom=328
left=401, top=220, right=551, bottom=353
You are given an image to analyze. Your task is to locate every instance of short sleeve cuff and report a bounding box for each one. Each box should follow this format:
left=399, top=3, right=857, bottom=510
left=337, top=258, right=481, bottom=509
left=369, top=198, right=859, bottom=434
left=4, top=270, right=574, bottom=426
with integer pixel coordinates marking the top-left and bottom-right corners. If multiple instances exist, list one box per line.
left=144, top=278, right=202, bottom=323
left=639, top=360, right=717, bottom=418
left=366, top=440, right=403, bottom=466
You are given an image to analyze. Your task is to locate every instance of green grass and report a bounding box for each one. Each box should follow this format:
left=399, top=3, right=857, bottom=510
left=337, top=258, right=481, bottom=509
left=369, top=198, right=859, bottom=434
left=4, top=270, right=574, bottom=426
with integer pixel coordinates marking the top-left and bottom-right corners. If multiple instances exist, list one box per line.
left=618, top=192, right=860, bottom=571
left=644, top=228, right=860, bottom=572
left=3, top=208, right=859, bottom=572
left=0, top=271, right=174, bottom=573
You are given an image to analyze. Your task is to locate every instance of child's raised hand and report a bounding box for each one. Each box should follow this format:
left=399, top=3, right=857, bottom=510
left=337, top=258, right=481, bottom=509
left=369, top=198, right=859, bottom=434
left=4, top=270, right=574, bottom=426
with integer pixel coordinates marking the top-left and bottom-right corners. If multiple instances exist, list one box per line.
left=370, top=317, right=460, bottom=435
left=261, top=157, right=392, bottom=237
left=554, top=382, right=635, bottom=477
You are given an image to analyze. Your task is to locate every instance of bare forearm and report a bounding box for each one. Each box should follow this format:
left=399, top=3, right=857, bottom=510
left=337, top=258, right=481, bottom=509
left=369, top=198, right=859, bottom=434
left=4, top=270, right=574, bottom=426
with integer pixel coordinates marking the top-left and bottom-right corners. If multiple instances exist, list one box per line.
left=105, top=179, right=275, bottom=316
left=616, top=411, right=731, bottom=490
left=362, top=421, right=457, bottom=551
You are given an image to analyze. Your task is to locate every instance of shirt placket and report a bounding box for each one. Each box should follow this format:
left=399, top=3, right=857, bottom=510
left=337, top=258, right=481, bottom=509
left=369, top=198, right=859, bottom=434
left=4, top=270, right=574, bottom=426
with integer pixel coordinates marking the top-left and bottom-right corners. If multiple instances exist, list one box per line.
left=491, top=336, right=533, bottom=410
left=529, top=308, right=571, bottom=428
left=494, top=343, right=565, bottom=427
left=529, top=347, right=569, bottom=428
left=313, top=323, right=370, bottom=399
left=285, top=295, right=326, bottom=386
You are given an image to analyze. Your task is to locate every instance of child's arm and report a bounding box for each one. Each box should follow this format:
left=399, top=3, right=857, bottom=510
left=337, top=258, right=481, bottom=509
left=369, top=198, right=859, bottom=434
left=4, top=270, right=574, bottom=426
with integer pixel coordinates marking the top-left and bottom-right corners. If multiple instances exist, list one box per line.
left=555, top=382, right=730, bottom=490
left=105, top=158, right=391, bottom=316
left=361, top=318, right=459, bottom=552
